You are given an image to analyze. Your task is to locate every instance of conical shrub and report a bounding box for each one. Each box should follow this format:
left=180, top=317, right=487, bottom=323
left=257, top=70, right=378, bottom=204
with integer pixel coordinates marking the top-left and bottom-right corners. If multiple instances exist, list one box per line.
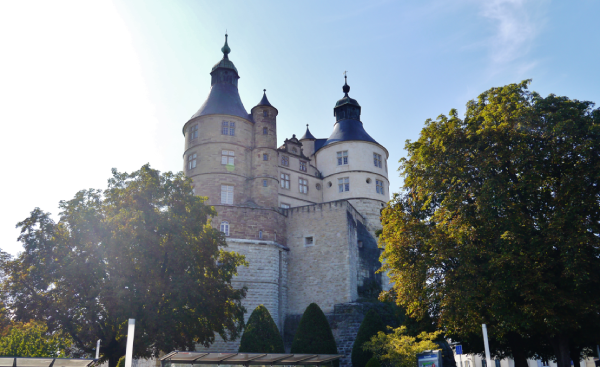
left=352, top=309, right=386, bottom=367
left=238, top=305, right=284, bottom=353
left=291, top=303, right=338, bottom=367
left=365, top=357, right=381, bottom=367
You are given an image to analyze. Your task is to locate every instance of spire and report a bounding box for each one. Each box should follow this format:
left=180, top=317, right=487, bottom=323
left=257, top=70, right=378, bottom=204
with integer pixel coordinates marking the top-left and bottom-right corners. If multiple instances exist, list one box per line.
left=256, top=89, right=274, bottom=108
left=300, top=124, right=316, bottom=140
left=334, top=71, right=361, bottom=121
left=221, top=32, right=231, bottom=58
left=343, top=71, right=350, bottom=96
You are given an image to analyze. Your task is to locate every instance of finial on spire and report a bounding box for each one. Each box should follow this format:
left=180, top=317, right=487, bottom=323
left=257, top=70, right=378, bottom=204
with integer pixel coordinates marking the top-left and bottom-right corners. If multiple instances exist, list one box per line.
left=264, top=89, right=266, bottom=93
left=221, top=32, right=231, bottom=58
left=342, top=71, right=350, bottom=96
left=307, top=124, right=309, bottom=127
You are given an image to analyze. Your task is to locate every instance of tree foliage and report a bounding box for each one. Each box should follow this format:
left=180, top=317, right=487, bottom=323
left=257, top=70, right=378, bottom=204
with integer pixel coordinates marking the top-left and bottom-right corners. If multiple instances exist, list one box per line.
left=352, top=310, right=386, bottom=367
left=291, top=303, right=338, bottom=367
left=238, top=305, right=284, bottom=353
left=0, top=320, right=73, bottom=357
left=0, top=165, right=247, bottom=367
left=379, top=81, right=600, bottom=367
left=363, top=326, right=441, bottom=367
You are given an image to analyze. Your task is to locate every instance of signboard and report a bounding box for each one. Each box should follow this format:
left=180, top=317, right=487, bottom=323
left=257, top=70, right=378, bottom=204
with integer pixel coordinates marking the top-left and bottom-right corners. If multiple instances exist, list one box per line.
left=417, top=350, right=443, bottom=367
left=456, top=345, right=463, bottom=355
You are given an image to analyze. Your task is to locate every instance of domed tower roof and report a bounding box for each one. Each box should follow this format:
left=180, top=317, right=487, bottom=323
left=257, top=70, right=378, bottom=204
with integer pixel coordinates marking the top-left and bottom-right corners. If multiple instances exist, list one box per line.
left=300, top=124, right=316, bottom=140
left=186, top=34, right=249, bottom=128
left=321, top=75, right=379, bottom=147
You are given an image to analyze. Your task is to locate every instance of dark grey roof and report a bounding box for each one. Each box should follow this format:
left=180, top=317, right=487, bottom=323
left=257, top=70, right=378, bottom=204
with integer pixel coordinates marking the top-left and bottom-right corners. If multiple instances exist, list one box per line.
left=300, top=125, right=316, bottom=140
left=314, top=138, right=327, bottom=151
left=189, top=83, right=249, bottom=121
left=321, top=118, right=379, bottom=148
left=160, top=352, right=343, bottom=366
left=255, top=90, right=273, bottom=108
left=211, top=57, right=238, bottom=73
left=0, top=357, right=96, bottom=367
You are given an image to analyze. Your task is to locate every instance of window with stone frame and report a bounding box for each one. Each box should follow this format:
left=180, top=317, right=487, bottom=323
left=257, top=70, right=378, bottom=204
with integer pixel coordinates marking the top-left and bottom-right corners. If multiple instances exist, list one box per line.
left=338, top=177, right=350, bottom=192
left=373, top=152, right=382, bottom=168
left=189, top=124, right=198, bottom=141
left=221, top=150, right=234, bottom=165
left=263, top=153, right=268, bottom=161
left=305, top=236, right=314, bottom=246
left=299, top=160, right=307, bottom=172
left=263, top=179, right=268, bottom=187
left=220, top=221, right=230, bottom=236
left=263, top=127, right=268, bottom=135
left=281, top=155, right=289, bottom=166
left=222, top=121, right=235, bottom=136
left=187, top=153, right=197, bottom=170
left=280, top=173, right=290, bottom=189
left=263, top=110, right=268, bottom=117
left=280, top=203, right=290, bottom=209
left=299, top=177, right=308, bottom=194
left=258, top=230, right=263, bottom=239
left=220, top=185, right=234, bottom=204
left=376, top=179, right=384, bottom=194
left=337, top=151, right=348, bottom=165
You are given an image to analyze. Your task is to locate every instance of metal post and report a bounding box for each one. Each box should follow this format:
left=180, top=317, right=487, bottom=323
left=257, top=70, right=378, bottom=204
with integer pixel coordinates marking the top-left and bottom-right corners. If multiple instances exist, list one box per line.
left=482, top=324, right=493, bottom=367
left=125, top=319, right=135, bottom=367
left=96, top=339, right=101, bottom=359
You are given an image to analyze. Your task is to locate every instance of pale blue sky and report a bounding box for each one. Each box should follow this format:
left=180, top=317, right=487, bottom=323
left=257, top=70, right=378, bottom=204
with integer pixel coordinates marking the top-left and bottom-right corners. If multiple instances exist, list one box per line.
left=1, top=0, right=598, bottom=254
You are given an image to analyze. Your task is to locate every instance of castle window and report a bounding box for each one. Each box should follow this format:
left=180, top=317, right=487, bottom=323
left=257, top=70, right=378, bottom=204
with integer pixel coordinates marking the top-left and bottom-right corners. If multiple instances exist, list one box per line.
left=280, top=173, right=290, bottom=189
left=337, top=151, right=348, bottom=165
left=374, top=153, right=382, bottom=168
left=220, top=185, right=234, bottom=204
left=281, top=155, right=289, bottom=166
left=222, top=121, right=235, bottom=136
left=376, top=180, right=384, bottom=195
left=316, top=183, right=322, bottom=190
left=220, top=221, right=230, bottom=236
left=299, top=178, right=308, bottom=194
left=280, top=203, right=290, bottom=209
left=259, top=230, right=263, bottom=239
left=263, top=110, right=268, bottom=117
left=187, top=153, right=197, bottom=170
left=189, top=124, right=198, bottom=140
left=305, top=236, right=314, bottom=247
left=292, top=147, right=298, bottom=153
left=263, top=179, right=268, bottom=187
left=221, top=150, right=235, bottom=165
left=338, top=177, right=350, bottom=192
left=263, top=153, right=268, bottom=161
left=299, top=161, right=307, bottom=172
left=263, top=127, right=268, bottom=135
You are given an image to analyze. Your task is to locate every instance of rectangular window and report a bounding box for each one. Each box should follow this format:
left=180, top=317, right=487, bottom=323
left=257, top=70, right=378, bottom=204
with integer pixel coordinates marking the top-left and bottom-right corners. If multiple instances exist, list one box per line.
left=338, top=177, right=349, bottom=192
left=222, top=121, right=235, bottom=136
left=374, top=153, right=382, bottom=168
left=220, top=221, right=229, bottom=236
left=189, top=124, right=198, bottom=140
left=220, top=185, right=234, bottom=204
left=263, top=179, right=268, bottom=187
left=221, top=150, right=234, bottom=165
left=263, top=127, right=268, bottom=135
left=299, top=178, right=308, bottom=194
left=280, top=173, right=290, bottom=189
left=337, top=151, right=348, bottom=165
left=280, top=203, right=290, bottom=209
left=281, top=155, right=289, bottom=166
left=263, top=110, right=268, bottom=117
left=263, top=153, right=268, bottom=161
left=187, top=153, right=197, bottom=170
left=299, top=160, right=307, bottom=172
left=376, top=179, right=384, bottom=194
left=305, top=236, right=314, bottom=246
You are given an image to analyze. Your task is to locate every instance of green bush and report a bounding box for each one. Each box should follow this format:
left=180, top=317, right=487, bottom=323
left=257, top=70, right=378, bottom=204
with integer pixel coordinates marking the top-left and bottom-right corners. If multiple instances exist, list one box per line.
left=291, top=303, right=338, bottom=367
left=238, top=305, right=284, bottom=353
left=116, top=357, right=125, bottom=367
left=352, top=309, right=386, bottom=367
left=365, top=357, right=381, bottom=367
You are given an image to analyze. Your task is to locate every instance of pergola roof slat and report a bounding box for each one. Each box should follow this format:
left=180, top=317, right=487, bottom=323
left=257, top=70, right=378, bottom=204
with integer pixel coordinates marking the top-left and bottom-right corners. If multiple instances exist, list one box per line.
left=160, top=352, right=343, bottom=366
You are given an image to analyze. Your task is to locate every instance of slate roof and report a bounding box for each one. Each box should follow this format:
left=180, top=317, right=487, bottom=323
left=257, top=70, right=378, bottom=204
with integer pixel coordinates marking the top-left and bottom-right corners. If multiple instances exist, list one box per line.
left=189, top=83, right=250, bottom=122
left=321, top=118, right=379, bottom=148
left=255, top=90, right=274, bottom=108
left=300, top=125, right=316, bottom=140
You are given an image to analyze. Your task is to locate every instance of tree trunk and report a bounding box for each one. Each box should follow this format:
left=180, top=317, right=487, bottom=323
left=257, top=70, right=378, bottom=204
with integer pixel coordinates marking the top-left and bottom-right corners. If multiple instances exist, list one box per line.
left=507, top=333, right=529, bottom=367
left=570, top=345, right=581, bottom=367
left=108, top=354, right=121, bottom=367
left=550, top=334, right=571, bottom=367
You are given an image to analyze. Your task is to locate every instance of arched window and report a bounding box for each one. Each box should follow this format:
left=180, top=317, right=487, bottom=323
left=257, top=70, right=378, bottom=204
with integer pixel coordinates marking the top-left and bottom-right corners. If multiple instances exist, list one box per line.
left=220, top=221, right=230, bottom=236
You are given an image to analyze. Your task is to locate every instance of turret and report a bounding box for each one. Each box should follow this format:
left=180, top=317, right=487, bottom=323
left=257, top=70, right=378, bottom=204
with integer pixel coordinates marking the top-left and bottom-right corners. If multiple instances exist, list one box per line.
left=299, top=124, right=316, bottom=157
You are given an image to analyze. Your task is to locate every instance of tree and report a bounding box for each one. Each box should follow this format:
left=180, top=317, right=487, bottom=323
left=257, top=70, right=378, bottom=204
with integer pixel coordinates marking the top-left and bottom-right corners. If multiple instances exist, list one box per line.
left=352, top=310, right=386, bottom=367
left=291, top=303, right=338, bottom=366
left=238, top=305, right=284, bottom=353
left=363, top=326, right=441, bottom=367
left=379, top=81, right=600, bottom=367
left=0, top=165, right=247, bottom=367
left=0, top=320, right=73, bottom=357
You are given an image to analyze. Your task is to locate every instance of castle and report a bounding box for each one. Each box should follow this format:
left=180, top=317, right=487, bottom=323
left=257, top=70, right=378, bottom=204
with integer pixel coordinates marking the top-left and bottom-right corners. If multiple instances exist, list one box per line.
left=182, top=35, right=390, bottom=364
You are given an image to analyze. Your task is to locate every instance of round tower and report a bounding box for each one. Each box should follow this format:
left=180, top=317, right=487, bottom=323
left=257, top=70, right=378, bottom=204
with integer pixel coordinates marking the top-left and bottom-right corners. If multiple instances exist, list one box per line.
left=315, top=76, right=390, bottom=232
left=250, top=90, right=279, bottom=208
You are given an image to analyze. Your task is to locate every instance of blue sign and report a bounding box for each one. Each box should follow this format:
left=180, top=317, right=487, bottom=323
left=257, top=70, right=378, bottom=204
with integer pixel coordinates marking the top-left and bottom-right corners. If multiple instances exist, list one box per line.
left=456, top=345, right=463, bottom=355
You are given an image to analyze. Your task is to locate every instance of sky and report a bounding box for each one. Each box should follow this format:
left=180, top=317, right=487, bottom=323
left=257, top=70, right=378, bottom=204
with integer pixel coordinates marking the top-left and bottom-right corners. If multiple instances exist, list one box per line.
left=1, top=0, right=598, bottom=255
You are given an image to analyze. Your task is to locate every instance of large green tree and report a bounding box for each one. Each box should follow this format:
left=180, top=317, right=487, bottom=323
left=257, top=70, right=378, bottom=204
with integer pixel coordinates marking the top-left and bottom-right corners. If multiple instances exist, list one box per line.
left=238, top=305, right=284, bottom=353
left=0, top=320, right=73, bottom=357
left=379, top=81, right=600, bottom=367
left=1, top=165, right=247, bottom=367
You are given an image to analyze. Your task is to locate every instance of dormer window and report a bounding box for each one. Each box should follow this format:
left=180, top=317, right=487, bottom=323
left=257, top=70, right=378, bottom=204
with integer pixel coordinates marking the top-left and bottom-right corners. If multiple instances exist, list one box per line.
left=299, top=161, right=307, bottom=172
left=292, top=147, right=298, bottom=154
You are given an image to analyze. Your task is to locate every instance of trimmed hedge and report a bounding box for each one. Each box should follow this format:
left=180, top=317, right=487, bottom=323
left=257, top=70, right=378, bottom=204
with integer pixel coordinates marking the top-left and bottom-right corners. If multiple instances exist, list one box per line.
left=291, top=303, right=338, bottom=367
left=365, top=357, right=381, bottom=367
left=351, top=309, right=386, bottom=367
left=238, top=305, right=284, bottom=353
